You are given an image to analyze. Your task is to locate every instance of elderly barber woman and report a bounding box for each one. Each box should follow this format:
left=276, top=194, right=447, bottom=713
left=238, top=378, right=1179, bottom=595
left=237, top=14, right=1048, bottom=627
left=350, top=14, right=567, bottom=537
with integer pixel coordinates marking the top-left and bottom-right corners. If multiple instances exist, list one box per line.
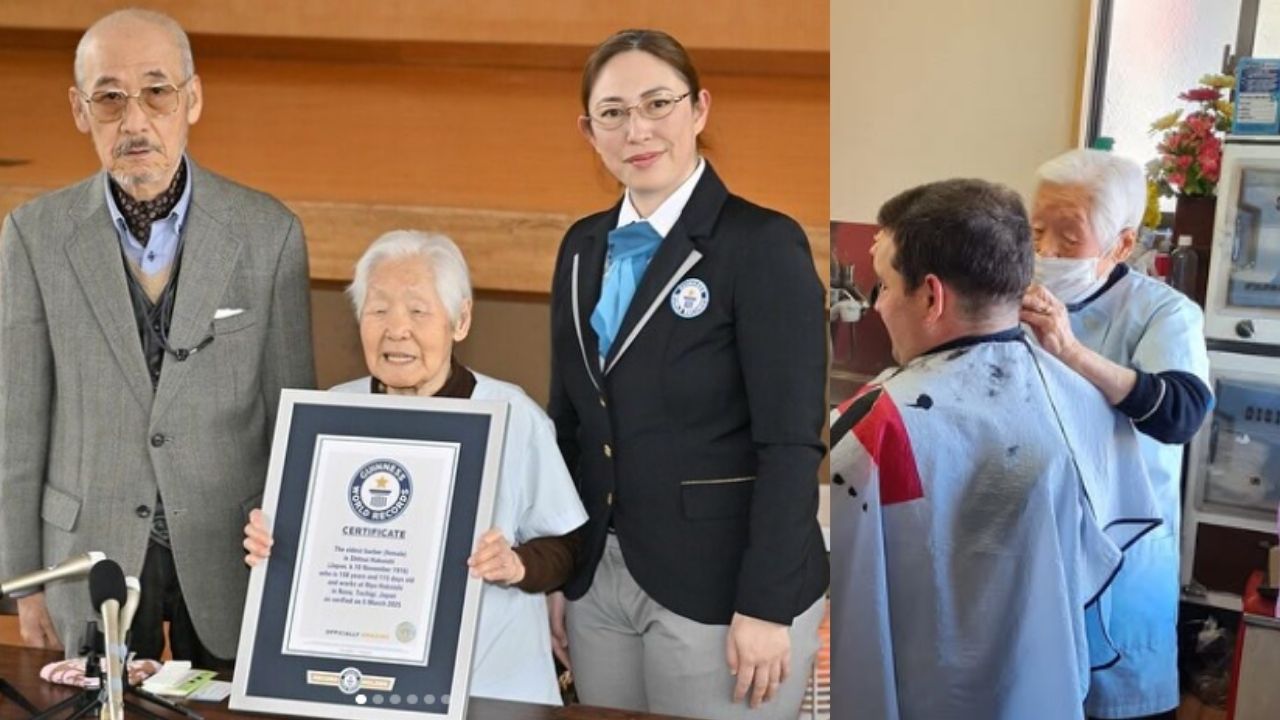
left=546, top=29, right=829, bottom=720
left=1021, top=150, right=1211, bottom=720
left=244, top=230, right=587, bottom=705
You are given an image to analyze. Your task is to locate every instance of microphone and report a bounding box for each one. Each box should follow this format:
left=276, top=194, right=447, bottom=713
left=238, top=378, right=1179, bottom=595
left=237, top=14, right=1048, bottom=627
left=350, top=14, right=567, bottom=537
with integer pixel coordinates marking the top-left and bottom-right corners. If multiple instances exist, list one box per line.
left=0, top=551, right=106, bottom=597
left=120, top=576, right=141, bottom=649
left=90, top=560, right=127, bottom=720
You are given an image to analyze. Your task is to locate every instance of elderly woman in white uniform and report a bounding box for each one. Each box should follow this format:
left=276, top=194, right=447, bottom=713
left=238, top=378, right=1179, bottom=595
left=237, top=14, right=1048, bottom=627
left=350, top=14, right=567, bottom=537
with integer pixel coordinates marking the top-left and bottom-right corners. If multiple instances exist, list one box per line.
left=1020, top=150, right=1212, bottom=720
left=244, top=230, right=588, bottom=706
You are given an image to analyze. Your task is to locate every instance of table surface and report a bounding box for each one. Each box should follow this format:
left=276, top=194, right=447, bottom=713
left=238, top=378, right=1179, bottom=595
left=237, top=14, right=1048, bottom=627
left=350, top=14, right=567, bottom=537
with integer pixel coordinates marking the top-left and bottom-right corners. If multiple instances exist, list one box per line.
left=0, top=646, right=696, bottom=720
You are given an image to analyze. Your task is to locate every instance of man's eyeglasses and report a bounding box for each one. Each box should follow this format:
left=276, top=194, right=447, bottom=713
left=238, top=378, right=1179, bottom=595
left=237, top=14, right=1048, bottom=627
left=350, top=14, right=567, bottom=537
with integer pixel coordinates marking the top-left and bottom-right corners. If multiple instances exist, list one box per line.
left=587, top=92, right=691, bottom=131
left=77, top=79, right=191, bottom=123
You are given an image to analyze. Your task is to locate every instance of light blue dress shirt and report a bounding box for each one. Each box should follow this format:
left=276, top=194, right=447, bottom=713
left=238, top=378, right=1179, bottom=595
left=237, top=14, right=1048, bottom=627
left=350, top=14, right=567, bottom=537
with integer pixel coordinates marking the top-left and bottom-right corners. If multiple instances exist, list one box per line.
left=102, top=158, right=193, bottom=276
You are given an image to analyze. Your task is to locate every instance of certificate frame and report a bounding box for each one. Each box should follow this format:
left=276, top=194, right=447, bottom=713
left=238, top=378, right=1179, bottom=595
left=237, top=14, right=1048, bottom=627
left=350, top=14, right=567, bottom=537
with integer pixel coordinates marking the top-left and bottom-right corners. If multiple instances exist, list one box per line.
left=231, top=389, right=507, bottom=720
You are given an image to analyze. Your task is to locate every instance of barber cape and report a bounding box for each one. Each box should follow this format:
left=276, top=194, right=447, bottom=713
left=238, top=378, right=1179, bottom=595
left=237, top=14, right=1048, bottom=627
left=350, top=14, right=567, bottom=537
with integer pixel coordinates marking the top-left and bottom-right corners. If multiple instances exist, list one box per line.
left=830, top=330, right=1161, bottom=720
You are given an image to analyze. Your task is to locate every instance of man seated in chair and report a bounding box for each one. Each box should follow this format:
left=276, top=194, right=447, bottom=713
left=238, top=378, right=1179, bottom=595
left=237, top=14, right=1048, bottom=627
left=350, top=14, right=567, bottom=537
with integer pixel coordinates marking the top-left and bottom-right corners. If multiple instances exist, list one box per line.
left=830, top=178, right=1162, bottom=720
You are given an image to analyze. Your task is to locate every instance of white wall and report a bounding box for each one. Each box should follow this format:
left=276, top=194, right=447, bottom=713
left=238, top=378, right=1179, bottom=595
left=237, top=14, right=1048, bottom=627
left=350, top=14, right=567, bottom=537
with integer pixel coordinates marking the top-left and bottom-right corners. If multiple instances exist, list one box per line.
left=831, top=0, right=1090, bottom=222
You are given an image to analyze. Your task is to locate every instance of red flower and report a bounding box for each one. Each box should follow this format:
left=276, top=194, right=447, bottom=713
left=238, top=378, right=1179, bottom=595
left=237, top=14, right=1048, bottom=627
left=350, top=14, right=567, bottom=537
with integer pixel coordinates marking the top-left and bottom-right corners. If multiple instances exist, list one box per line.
left=1186, top=112, right=1214, bottom=135
left=1198, top=136, right=1222, bottom=179
left=1180, top=87, right=1221, bottom=102
left=1151, top=75, right=1231, bottom=196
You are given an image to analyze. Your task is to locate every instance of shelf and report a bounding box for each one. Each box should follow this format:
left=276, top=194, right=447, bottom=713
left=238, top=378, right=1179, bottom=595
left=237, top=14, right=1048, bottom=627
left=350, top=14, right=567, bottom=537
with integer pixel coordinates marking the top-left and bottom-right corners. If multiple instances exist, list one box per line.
left=1182, top=588, right=1244, bottom=613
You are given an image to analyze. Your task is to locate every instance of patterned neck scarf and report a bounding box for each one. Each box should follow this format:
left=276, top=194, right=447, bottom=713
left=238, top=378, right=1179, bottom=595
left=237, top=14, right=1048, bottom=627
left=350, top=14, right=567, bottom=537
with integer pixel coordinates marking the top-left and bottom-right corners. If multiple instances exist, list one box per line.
left=109, top=159, right=187, bottom=246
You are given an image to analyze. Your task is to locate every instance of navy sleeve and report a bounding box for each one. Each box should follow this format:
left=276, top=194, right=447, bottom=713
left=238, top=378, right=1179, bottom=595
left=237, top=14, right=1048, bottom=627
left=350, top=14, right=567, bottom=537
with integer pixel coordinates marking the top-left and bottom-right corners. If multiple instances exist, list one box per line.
left=1115, top=369, right=1212, bottom=444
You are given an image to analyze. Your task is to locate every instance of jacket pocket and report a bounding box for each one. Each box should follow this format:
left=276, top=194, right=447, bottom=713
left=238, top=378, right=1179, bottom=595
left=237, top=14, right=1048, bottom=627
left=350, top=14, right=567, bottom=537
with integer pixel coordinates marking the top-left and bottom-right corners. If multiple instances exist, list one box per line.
left=41, top=485, right=83, bottom=532
left=213, top=310, right=256, bottom=335
left=680, top=476, right=755, bottom=520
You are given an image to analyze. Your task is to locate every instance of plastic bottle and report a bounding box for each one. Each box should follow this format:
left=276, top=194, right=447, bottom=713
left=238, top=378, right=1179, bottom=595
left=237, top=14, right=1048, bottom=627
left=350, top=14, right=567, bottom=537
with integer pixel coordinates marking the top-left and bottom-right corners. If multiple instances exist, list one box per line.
left=1169, top=234, right=1199, bottom=299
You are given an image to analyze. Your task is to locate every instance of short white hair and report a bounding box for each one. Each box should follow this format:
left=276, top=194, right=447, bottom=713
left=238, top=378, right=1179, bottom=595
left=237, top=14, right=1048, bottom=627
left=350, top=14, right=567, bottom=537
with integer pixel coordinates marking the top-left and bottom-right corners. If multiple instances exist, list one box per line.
left=75, top=9, right=195, bottom=89
left=1035, top=149, right=1146, bottom=252
left=347, top=230, right=473, bottom=328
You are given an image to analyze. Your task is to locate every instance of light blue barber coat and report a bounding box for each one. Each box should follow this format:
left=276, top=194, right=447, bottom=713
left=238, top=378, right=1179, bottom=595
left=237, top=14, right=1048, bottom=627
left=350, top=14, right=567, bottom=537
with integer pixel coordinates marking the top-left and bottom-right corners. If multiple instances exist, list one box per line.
left=1072, top=268, right=1210, bottom=718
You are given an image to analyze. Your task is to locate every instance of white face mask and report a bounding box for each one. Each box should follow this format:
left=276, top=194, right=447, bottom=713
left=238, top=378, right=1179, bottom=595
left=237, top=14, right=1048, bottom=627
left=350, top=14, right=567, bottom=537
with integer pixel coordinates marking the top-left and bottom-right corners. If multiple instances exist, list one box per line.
left=1034, top=256, right=1107, bottom=305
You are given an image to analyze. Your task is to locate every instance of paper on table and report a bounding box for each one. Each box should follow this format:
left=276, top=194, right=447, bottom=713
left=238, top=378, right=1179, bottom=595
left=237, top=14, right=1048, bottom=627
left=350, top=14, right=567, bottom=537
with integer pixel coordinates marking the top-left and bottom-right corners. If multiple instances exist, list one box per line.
left=189, top=681, right=233, bottom=703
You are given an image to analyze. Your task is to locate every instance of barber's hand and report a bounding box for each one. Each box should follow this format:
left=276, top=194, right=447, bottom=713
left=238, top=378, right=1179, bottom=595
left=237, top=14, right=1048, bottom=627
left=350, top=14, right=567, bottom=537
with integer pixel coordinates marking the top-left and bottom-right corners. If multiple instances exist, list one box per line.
left=243, top=508, right=274, bottom=567
left=17, top=592, right=63, bottom=650
left=467, top=528, right=525, bottom=586
left=726, top=612, right=791, bottom=708
left=1020, top=284, right=1082, bottom=362
left=548, top=591, right=572, bottom=672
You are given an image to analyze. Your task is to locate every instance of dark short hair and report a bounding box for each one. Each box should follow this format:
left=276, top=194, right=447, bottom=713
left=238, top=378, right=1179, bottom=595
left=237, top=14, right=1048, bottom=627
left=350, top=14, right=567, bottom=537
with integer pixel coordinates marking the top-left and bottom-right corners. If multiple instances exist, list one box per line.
left=877, top=179, right=1032, bottom=316
left=580, top=29, right=702, bottom=113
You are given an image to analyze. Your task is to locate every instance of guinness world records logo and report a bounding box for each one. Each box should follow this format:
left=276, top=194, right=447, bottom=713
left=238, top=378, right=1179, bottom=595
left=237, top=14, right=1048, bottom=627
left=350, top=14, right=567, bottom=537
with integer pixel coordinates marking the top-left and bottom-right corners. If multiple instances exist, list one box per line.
left=337, top=667, right=363, bottom=695
left=348, top=459, right=413, bottom=523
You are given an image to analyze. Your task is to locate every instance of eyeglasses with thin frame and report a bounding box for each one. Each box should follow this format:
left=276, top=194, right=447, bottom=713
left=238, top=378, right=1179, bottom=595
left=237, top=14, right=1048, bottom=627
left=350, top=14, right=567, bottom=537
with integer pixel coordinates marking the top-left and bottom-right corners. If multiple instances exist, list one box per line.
left=587, top=91, right=691, bottom=131
left=77, top=78, right=191, bottom=123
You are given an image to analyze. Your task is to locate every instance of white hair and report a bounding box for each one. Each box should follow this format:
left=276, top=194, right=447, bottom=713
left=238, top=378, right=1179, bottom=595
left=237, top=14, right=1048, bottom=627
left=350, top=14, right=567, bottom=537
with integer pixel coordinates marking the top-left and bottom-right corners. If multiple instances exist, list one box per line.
left=347, top=230, right=473, bottom=328
left=1035, top=149, right=1146, bottom=252
left=75, top=9, right=195, bottom=89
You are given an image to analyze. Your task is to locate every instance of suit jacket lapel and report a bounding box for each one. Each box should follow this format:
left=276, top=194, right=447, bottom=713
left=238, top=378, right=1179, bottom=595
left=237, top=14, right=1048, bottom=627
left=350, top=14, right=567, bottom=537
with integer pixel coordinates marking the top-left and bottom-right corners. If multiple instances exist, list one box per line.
left=602, top=163, right=729, bottom=374
left=65, top=181, right=154, bottom=413
left=152, top=164, right=244, bottom=420
left=571, top=206, right=616, bottom=391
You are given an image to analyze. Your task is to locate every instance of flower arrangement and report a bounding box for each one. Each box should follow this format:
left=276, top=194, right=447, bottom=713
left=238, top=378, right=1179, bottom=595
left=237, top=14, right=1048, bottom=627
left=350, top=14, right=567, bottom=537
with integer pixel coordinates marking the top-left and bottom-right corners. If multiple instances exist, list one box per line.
left=1142, top=180, right=1162, bottom=229
left=1149, top=74, right=1235, bottom=197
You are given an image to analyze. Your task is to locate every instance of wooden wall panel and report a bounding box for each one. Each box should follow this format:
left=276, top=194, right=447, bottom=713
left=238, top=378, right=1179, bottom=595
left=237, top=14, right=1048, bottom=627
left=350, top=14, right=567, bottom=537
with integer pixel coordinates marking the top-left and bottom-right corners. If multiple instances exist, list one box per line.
left=0, top=0, right=827, bottom=53
left=0, top=34, right=828, bottom=293
left=0, top=47, right=826, bottom=226
left=0, top=186, right=828, bottom=292
left=0, top=615, right=18, bottom=647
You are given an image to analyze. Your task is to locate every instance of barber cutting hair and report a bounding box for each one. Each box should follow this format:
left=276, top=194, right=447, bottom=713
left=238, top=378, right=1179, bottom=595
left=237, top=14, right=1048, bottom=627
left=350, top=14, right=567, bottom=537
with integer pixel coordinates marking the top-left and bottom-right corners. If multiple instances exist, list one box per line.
left=1021, top=149, right=1212, bottom=720
left=832, top=178, right=1163, bottom=720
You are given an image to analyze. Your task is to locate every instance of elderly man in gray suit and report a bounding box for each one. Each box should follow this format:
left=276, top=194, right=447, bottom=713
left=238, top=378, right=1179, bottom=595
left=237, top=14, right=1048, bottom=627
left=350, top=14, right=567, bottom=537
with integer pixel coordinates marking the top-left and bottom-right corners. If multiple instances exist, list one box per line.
left=0, top=8, right=315, bottom=667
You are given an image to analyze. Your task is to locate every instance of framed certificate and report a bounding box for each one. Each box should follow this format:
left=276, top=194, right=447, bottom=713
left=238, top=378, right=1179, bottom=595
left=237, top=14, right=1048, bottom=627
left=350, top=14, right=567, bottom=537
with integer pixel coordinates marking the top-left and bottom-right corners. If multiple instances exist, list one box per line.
left=231, top=389, right=507, bottom=720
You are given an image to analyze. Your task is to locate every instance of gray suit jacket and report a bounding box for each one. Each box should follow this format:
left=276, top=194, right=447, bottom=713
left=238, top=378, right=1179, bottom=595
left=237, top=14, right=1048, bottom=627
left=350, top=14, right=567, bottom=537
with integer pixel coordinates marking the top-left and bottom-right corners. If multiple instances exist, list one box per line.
left=0, top=161, right=316, bottom=658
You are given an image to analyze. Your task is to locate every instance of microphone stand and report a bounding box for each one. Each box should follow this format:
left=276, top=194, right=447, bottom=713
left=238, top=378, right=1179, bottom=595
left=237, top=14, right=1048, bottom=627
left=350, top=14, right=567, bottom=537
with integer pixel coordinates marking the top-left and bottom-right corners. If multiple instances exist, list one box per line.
left=31, top=622, right=106, bottom=720
left=30, top=622, right=192, bottom=720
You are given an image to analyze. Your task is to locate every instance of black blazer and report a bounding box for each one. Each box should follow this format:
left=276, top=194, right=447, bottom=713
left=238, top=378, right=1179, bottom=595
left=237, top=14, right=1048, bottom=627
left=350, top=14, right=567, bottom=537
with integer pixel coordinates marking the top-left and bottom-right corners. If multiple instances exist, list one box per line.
left=548, top=164, right=828, bottom=626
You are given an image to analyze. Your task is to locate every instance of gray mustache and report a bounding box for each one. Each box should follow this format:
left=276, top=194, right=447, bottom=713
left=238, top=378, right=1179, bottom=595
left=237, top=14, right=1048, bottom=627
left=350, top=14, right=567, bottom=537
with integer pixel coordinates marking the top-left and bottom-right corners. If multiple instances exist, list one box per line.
left=113, top=139, right=159, bottom=157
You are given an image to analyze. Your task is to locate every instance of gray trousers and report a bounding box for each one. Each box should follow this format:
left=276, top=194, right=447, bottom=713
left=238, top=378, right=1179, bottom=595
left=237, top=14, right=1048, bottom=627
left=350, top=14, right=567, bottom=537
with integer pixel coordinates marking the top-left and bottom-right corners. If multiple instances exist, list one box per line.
left=567, top=535, right=825, bottom=720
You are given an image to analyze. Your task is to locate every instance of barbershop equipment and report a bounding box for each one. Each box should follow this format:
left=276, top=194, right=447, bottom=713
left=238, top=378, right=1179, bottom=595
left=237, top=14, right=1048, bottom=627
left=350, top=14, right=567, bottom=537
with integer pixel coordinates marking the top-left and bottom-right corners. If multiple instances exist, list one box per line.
left=830, top=255, right=870, bottom=324
left=1184, top=138, right=1280, bottom=610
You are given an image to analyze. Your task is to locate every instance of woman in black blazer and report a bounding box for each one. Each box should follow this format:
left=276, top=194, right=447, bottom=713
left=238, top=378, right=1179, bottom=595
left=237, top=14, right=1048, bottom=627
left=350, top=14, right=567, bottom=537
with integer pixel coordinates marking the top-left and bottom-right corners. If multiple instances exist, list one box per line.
left=547, top=29, right=828, bottom=720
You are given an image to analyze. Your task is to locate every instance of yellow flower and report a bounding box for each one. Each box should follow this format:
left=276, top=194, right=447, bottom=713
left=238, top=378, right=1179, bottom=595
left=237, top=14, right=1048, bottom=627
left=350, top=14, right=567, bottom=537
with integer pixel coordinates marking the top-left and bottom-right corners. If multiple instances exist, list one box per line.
left=1216, top=99, right=1234, bottom=118
left=1200, top=73, right=1236, bottom=89
left=1149, top=110, right=1183, bottom=132
left=1143, top=181, right=1162, bottom=229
